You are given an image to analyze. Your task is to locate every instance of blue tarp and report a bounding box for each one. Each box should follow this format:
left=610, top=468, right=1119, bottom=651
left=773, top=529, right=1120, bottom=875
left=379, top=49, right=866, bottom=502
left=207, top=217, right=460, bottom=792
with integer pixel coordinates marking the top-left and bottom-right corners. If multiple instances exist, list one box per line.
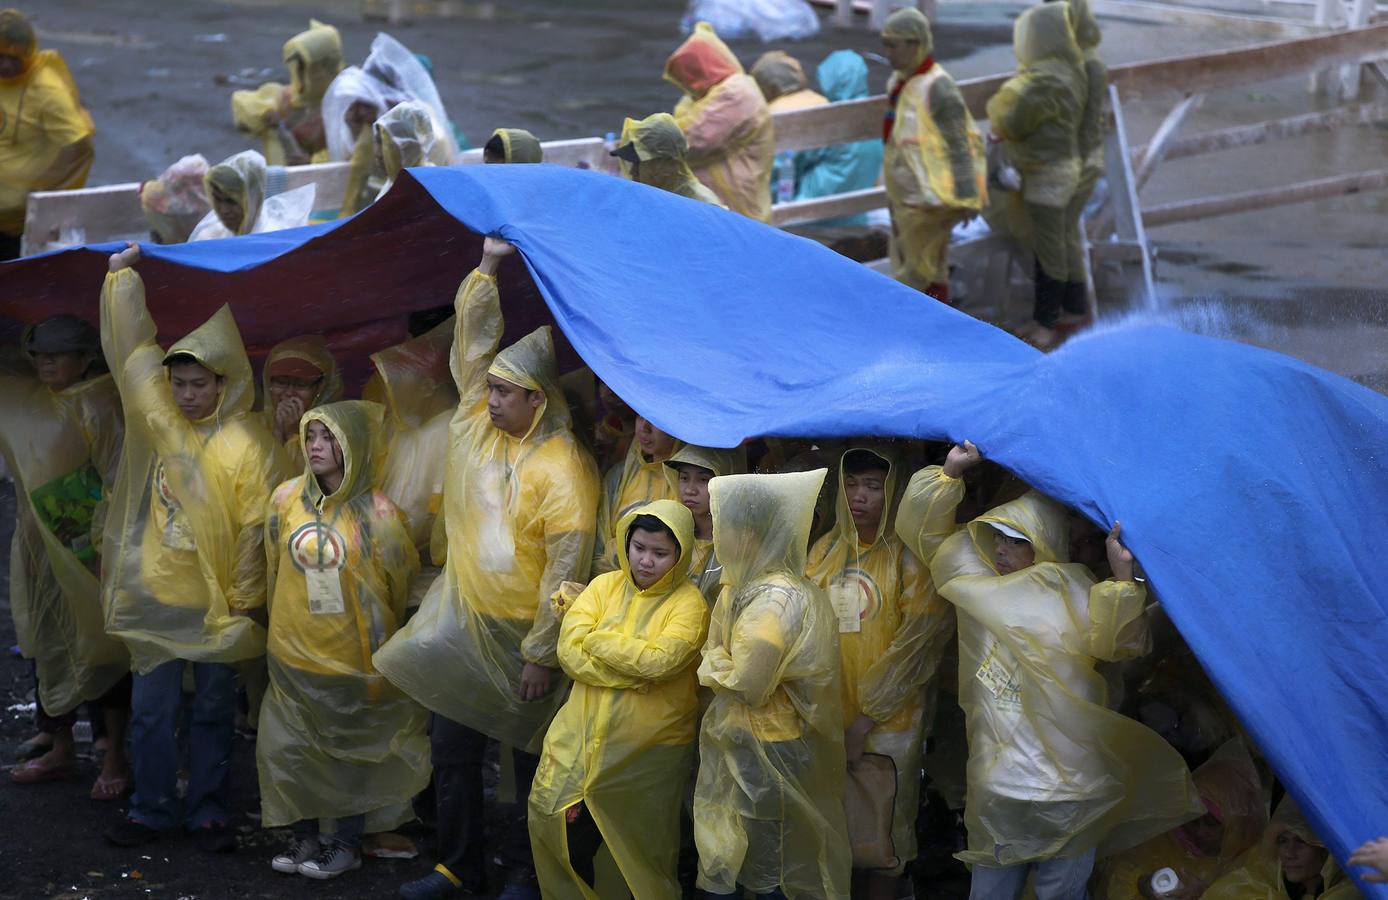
left=5, top=164, right=1387, bottom=891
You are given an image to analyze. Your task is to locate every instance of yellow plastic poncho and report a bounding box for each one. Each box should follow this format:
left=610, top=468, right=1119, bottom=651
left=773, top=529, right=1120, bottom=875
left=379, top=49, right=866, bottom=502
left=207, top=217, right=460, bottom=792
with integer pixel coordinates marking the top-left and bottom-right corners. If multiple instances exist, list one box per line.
left=666, top=22, right=775, bottom=222
left=374, top=270, right=600, bottom=753
left=592, top=427, right=683, bottom=576
left=0, top=9, right=94, bottom=236
left=257, top=400, right=428, bottom=832
left=530, top=499, right=710, bottom=899
left=1096, top=739, right=1268, bottom=899
left=617, top=113, right=724, bottom=207
left=99, top=269, right=290, bottom=672
left=805, top=446, right=953, bottom=872
left=489, top=127, right=544, bottom=164
left=1204, top=798, right=1362, bottom=900
left=230, top=20, right=342, bottom=166
left=695, top=469, right=852, bottom=899
left=881, top=8, right=987, bottom=294
left=662, top=444, right=743, bottom=606
left=0, top=363, right=128, bottom=714
left=188, top=150, right=316, bottom=242
left=894, top=467, right=1201, bottom=866
left=377, top=100, right=450, bottom=184
left=261, top=335, right=343, bottom=472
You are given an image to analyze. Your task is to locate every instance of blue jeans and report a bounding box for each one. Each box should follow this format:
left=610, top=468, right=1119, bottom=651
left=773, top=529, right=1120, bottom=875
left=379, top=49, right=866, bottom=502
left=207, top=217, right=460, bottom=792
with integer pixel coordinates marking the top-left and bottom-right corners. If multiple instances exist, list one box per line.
left=967, top=848, right=1097, bottom=900
left=293, top=814, right=366, bottom=848
left=129, top=660, right=236, bottom=830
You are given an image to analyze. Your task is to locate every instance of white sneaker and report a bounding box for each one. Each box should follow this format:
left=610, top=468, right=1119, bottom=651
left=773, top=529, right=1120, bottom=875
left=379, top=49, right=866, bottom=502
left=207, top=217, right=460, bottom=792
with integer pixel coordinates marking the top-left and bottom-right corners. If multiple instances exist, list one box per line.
left=271, top=836, right=320, bottom=874
left=298, top=840, right=362, bottom=880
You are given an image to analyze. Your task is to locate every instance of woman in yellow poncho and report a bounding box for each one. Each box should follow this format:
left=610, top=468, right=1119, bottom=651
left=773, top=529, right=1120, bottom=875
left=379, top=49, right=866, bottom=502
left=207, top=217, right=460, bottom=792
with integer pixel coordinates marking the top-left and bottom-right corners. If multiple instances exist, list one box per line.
left=1203, top=797, right=1362, bottom=900
left=592, top=414, right=682, bottom=575
left=695, top=468, right=852, bottom=900
left=663, top=444, right=744, bottom=606
left=231, top=19, right=343, bottom=166
left=262, top=335, right=343, bottom=472
left=529, top=499, right=709, bottom=898
left=257, top=400, right=426, bottom=881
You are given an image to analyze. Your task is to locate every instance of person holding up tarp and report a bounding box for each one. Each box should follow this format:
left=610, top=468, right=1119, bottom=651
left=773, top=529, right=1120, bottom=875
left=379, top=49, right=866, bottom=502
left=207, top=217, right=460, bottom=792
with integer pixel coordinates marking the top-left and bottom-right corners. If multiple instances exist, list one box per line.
left=189, top=150, right=316, bottom=242
left=694, top=469, right=852, bottom=900
left=528, top=499, right=709, bottom=899
left=895, top=442, right=1202, bottom=900
left=880, top=8, right=986, bottom=304
left=483, top=127, right=544, bottom=164
left=231, top=19, right=344, bottom=166
left=665, top=22, right=776, bottom=222
left=805, top=445, right=953, bottom=900
left=591, top=414, right=682, bottom=575
left=611, top=113, right=724, bottom=206
left=140, top=155, right=213, bottom=245
left=664, top=444, right=744, bottom=606
left=2, top=315, right=131, bottom=801
left=0, top=8, right=94, bottom=261
left=1204, top=798, right=1362, bottom=900
left=376, top=237, right=599, bottom=900
left=795, top=50, right=884, bottom=226
left=257, top=400, right=427, bottom=881
left=1060, top=0, right=1107, bottom=325
left=262, top=336, right=343, bottom=472
left=100, top=244, right=290, bottom=851
left=986, top=3, right=1088, bottom=349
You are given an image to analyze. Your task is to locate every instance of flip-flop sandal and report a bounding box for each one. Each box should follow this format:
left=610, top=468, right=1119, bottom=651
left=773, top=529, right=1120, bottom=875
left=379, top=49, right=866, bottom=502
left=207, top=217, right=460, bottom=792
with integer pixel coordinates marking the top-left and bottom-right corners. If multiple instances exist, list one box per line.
left=9, top=757, right=78, bottom=784
left=90, top=770, right=130, bottom=801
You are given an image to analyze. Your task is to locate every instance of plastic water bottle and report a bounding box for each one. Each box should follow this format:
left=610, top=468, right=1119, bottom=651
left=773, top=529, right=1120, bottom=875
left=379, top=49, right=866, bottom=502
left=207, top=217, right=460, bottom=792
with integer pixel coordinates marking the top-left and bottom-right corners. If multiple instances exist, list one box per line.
left=775, top=150, right=796, bottom=202
left=1151, top=868, right=1182, bottom=897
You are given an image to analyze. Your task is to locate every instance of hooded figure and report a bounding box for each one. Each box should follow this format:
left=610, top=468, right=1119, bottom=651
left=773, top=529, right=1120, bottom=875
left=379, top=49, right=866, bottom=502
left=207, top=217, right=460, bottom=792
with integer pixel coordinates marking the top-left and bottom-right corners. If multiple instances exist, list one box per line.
left=231, top=19, right=344, bottom=166
left=895, top=465, right=1201, bottom=879
left=805, top=445, right=954, bottom=879
left=1096, top=739, right=1269, bottom=899
left=529, top=499, right=710, bottom=899
left=613, top=113, right=724, bottom=206
left=795, top=50, right=884, bottom=226
left=139, top=155, right=212, bottom=245
left=986, top=3, right=1089, bottom=342
left=257, top=401, right=427, bottom=841
left=1204, top=797, right=1360, bottom=900
left=665, top=22, right=775, bottom=222
left=663, top=444, right=744, bottom=605
left=99, top=268, right=289, bottom=671
left=694, top=469, right=852, bottom=899
left=261, top=336, right=344, bottom=471
left=0, top=316, right=127, bottom=724
left=592, top=415, right=684, bottom=575
left=0, top=8, right=94, bottom=249
left=189, top=150, right=316, bottom=242
left=881, top=8, right=987, bottom=304
left=321, top=32, right=456, bottom=163
left=751, top=51, right=826, bottom=113
left=484, top=127, right=544, bottom=164
left=376, top=99, right=449, bottom=184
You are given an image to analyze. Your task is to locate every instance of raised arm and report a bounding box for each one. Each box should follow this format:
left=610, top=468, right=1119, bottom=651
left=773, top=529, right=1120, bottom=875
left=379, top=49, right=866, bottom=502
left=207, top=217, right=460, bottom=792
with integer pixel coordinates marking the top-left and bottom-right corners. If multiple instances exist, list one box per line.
left=100, top=245, right=183, bottom=440
left=449, top=238, right=513, bottom=413
left=894, top=441, right=979, bottom=567
left=1087, top=522, right=1151, bottom=661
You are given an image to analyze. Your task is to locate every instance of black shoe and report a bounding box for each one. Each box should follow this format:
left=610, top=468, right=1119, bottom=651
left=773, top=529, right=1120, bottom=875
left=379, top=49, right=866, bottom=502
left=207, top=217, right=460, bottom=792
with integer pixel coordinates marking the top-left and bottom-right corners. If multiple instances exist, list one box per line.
left=105, top=818, right=161, bottom=847
left=195, top=821, right=237, bottom=854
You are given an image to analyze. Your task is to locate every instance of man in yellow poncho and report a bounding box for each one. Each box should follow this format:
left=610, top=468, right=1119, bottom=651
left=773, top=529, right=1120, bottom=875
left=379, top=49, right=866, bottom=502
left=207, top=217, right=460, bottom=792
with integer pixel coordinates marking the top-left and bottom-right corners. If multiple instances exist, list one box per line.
left=257, top=400, right=427, bottom=881
left=805, top=445, right=954, bottom=899
left=482, top=127, right=544, bottom=164
left=695, top=469, right=852, bottom=900
left=611, top=113, right=725, bottom=207
left=986, top=3, right=1088, bottom=349
left=895, top=442, right=1201, bottom=899
left=880, top=8, right=987, bottom=304
left=591, top=414, right=682, bottom=575
left=231, top=19, right=343, bottom=166
left=1204, top=797, right=1362, bottom=900
left=376, top=237, right=599, bottom=900
left=99, top=245, right=289, bottom=850
left=665, top=22, right=775, bottom=222
left=2, top=315, right=130, bottom=801
left=262, top=335, right=343, bottom=472
left=0, top=8, right=94, bottom=260
left=529, top=499, right=709, bottom=898
left=664, top=444, right=743, bottom=605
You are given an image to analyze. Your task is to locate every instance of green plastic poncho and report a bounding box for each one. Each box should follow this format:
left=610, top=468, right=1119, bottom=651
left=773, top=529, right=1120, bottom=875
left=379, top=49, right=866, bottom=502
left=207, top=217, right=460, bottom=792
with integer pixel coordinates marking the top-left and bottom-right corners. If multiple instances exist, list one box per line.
left=617, top=113, right=724, bottom=206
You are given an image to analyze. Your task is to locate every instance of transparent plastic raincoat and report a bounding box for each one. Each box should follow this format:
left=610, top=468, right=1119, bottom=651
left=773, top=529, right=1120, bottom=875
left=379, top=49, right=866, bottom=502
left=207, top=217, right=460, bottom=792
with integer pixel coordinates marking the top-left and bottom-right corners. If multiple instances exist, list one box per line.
left=593, top=428, right=683, bottom=576
left=805, top=446, right=953, bottom=872
left=881, top=8, right=986, bottom=294
left=257, top=400, right=428, bottom=832
left=617, top=114, right=724, bottom=206
left=895, top=467, right=1201, bottom=866
left=231, top=19, right=343, bottom=166
left=260, top=335, right=343, bottom=471
left=663, top=444, right=743, bottom=606
left=0, top=9, right=94, bottom=236
left=373, top=270, right=599, bottom=754
left=139, top=155, right=212, bottom=245
left=796, top=50, right=883, bottom=226
left=377, top=100, right=450, bottom=183
left=530, top=499, right=709, bottom=899
left=0, top=359, right=128, bottom=715
left=1096, top=739, right=1268, bottom=899
left=99, top=269, right=290, bottom=672
left=321, top=32, right=456, bottom=163
left=1204, top=797, right=1361, bottom=900
left=666, top=22, right=776, bottom=222
left=188, top=150, right=316, bottom=242
left=694, top=469, right=852, bottom=899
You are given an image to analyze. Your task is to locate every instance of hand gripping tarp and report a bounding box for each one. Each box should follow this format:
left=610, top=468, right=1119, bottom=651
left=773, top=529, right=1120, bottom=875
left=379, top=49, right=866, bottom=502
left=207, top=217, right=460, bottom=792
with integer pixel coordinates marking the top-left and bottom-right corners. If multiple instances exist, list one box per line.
left=2, top=165, right=1386, bottom=893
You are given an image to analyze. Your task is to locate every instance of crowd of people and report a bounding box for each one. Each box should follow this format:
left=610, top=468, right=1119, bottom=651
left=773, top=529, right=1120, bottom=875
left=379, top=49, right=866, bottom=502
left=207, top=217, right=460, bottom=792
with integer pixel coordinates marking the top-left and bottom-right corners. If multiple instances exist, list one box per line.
left=3, top=4, right=1386, bottom=900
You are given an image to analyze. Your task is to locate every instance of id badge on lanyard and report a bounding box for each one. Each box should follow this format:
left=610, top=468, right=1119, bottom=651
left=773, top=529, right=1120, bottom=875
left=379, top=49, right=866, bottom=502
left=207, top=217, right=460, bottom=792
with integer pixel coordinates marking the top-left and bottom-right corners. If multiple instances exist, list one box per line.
left=305, top=567, right=345, bottom=615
